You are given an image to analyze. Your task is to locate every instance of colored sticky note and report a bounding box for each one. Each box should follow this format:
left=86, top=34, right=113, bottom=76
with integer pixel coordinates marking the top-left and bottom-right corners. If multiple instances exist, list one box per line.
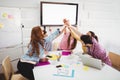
left=8, top=14, right=14, bottom=19
left=48, top=54, right=58, bottom=60
left=2, top=13, right=8, bottom=18
left=0, top=23, right=4, bottom=28
left=83, top=66, right=89, bottom=71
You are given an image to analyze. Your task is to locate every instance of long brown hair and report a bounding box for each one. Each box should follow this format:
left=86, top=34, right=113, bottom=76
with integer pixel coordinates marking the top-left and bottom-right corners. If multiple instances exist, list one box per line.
left=29, top=26, right=44, bottom=56
left=67, top=33, right=77, bottom=49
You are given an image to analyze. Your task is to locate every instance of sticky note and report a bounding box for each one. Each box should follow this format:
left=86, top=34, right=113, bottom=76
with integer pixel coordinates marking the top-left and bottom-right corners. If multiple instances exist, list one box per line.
left=0, top=23, right=4, bottom=28
left=48, top=54, right=58, bottom=60
left=2, top=13, right=8, bottom=18
left=83, top=66, right=89, bottom=71
left=8, top=14, right=14, bottom=19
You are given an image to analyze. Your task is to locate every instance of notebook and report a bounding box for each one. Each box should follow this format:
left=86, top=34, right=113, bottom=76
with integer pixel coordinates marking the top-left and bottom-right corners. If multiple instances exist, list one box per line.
left=80, top=55, right=104, bottom=70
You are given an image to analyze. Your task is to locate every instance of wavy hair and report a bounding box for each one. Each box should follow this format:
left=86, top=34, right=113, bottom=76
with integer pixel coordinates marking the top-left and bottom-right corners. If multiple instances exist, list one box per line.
left=28, top=26, right=44, bottom=56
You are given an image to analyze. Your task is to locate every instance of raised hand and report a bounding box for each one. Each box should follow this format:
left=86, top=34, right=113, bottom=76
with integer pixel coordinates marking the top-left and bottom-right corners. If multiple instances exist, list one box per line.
left=63, top=18, right=70, bottom=26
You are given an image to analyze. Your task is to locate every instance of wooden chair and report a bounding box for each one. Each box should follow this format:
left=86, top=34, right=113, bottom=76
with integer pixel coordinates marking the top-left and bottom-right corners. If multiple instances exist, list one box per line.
left=109, top=52, right=120, bottom=71
left=2, top=56, right=27, bottom=80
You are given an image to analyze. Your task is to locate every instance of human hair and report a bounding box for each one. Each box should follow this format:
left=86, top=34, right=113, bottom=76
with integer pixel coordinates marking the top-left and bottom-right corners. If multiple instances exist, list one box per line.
left=29, top=26, right=44, bottom=56
left=67, top=33, right=77, bottom=49
left=80, top=35, right=93, bottom=44
left=43, top=30, right=47, bottom=35
left=88, top=31, right=98, bottom=42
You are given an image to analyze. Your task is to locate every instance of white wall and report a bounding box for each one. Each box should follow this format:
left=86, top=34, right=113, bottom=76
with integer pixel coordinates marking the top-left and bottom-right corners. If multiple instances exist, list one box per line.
left=79, top=0, right=120, bottom=53
left=0, top=0, right=120, bottom=69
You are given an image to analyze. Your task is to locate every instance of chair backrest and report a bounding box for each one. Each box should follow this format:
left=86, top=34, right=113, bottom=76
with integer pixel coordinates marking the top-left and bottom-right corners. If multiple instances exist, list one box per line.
left=2, top=56, right=14, bottom=80
left=109, top=52, right=120, bottom=71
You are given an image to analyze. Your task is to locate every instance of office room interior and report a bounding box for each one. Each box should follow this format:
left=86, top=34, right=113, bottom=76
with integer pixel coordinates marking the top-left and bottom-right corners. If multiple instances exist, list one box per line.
left=0, top=0, right=120, bottom=79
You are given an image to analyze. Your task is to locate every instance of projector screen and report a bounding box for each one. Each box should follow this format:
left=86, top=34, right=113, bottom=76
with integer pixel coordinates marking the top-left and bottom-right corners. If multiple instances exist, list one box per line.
left=40, top=2, right=78, bottom=26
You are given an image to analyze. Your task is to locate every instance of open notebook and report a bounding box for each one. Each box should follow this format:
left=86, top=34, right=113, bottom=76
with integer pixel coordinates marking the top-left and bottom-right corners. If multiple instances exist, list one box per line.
left=80, top=55, right=104, bottom=70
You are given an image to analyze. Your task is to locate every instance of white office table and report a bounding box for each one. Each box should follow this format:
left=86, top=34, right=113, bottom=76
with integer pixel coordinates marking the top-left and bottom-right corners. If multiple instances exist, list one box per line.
left=33, top=51, right=120, bottom=80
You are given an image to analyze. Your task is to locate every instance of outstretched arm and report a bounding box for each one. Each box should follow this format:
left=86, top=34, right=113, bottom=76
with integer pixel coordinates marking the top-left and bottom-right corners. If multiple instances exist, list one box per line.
left=59, top=25, right=67, bottom=34
left=45, top=26, right=66, bottom=42
left=68, top=26, right=82, bottom=41
left=63, top=19, right=82, bottom=41
left=63, top=19, right=90, bottom=54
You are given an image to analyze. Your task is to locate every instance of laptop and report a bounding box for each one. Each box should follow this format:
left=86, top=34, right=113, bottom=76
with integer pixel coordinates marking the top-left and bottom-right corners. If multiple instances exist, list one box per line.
left=80, top=55, right=104, bottom=70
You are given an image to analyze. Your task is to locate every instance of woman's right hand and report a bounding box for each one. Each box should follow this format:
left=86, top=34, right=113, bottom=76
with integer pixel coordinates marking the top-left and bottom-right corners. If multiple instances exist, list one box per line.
left=40, top=58, right=48, bottom=62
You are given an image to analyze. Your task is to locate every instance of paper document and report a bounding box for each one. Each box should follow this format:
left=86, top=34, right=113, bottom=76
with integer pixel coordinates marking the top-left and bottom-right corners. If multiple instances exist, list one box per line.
left=53, top=67, right=75, bottom=78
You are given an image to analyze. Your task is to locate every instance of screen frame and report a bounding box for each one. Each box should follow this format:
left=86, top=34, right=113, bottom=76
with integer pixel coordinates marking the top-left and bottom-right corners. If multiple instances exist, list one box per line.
left=40, top=1, right=78, bottom=27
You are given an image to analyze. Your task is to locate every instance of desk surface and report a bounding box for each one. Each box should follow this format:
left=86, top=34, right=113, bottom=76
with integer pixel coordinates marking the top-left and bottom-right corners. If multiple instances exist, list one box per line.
left=33, top=51, right=120, bottom=80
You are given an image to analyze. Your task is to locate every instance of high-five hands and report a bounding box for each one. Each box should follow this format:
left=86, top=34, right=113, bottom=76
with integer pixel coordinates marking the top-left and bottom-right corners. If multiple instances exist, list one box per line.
left=63, top=18, right=71, bottom=27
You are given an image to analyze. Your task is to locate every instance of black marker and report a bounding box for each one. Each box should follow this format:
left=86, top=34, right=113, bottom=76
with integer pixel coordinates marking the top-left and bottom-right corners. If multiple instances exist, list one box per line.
left=56, top=65, right=62, bottom=68
left=46, top=55, right=52, bottom=58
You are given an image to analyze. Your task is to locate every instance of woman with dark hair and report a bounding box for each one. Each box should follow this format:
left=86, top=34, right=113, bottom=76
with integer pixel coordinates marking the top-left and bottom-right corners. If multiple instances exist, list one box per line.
left=17, top=26, right=66, bottom=80
left=87, top=31, right=98, bottom=42
left=63, top=19, right=111, bottom=66
left=82, top=31, right=98, bottom=53
left=80, top=34, right=111, bottom=66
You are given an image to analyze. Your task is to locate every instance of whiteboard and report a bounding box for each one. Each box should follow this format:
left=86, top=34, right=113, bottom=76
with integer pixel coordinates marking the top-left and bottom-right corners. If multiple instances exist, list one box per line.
left=0, top=7, right=22, bottom=48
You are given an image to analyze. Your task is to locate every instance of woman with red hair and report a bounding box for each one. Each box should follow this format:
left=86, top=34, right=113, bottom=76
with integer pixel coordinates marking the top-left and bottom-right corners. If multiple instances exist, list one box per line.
left=17, top=26, right=66, bottom=80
